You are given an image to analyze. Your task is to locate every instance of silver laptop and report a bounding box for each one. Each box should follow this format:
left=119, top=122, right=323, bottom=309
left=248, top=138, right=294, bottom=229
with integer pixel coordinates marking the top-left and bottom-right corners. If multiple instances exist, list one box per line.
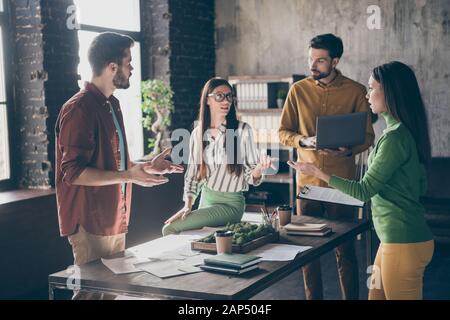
left=316, top=112, right=367, bottom=150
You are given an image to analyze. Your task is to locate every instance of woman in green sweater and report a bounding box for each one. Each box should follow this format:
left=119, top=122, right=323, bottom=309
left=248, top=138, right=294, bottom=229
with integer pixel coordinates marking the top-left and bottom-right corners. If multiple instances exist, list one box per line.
left=288, top=61, right=433, bottom=300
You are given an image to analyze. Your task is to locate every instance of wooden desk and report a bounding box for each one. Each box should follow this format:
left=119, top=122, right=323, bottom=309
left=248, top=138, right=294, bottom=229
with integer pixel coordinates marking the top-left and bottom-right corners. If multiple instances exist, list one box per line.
left=48, top=216, right=371, bottom=300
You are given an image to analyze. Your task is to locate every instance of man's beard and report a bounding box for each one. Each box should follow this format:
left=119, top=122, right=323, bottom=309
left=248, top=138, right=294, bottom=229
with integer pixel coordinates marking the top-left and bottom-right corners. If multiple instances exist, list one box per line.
left=311, top=66, right=332, bottom=81
left=113, top=68, right=131, bottom=89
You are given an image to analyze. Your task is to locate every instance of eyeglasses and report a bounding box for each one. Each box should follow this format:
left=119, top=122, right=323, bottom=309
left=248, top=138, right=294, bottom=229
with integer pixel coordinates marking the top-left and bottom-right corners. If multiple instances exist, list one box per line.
left=208, top=92, right=234, bottom=103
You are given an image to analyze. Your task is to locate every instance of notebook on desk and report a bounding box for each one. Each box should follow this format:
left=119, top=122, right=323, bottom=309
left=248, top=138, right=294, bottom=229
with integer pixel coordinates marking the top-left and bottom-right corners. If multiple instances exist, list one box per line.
left=284, top=222, right=332, bottom=237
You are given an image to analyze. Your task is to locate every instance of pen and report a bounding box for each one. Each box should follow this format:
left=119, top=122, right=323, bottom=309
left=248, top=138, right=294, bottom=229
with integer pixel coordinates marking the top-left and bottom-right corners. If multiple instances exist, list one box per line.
left=260, top=208, right=269, bottom=224
left=263, top=205, right=271, bottom=223
left=271, top=210, right=277, bottom=220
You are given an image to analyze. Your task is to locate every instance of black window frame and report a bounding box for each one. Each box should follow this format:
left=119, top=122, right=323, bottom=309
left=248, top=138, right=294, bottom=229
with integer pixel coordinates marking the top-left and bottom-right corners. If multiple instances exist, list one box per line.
left=75, top=0, right=145, bottom=160
left=75, top=0, right=143, bottom=70
left=0, top=1, right=17, bottom=191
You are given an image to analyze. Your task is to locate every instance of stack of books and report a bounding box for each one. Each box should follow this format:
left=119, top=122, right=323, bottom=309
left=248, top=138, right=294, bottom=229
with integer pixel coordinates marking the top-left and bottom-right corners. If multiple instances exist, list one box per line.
left=284, top=223, right=332, bottom=237
left=200, top=253, right=261, bottom=275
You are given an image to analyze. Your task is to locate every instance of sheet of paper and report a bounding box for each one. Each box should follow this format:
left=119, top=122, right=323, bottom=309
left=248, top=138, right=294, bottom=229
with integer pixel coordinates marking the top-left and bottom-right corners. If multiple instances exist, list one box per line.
left=101, top=255, right=149, bottom=274
left=135, top=260, right=203, bottom=279
left=242, top=212, right=263, bottom=224
left=179, top=227, right=221, bottom=238
left=154, top=244, right=201, bottom=260
left=183, top=253, right=213, bottom=267
left=298, top=185, right=364, bottom=207
left=249, top=243, right=312, bottom=261
left=129, top=234, right=202, bottom=259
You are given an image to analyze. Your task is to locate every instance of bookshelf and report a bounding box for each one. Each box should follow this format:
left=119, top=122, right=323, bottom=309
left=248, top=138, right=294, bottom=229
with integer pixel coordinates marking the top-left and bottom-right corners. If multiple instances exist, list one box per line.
left=229, top=75, right=305, bottom=208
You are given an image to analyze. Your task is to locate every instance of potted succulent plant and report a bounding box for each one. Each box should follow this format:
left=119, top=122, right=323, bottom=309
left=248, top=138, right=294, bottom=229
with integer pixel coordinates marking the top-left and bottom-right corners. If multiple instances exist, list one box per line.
left=276, top=89, right=287, bottom=108
left=141, top=79, right=174, bottom=158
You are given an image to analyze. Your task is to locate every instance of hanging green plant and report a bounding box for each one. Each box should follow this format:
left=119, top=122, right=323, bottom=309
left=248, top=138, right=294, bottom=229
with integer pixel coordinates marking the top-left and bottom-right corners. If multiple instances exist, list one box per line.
left=141, top=79, right=174, bottom=157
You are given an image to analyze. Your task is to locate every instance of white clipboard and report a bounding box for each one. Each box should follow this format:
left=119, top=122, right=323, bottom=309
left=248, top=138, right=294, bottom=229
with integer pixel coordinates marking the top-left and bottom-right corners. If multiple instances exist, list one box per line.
left=297, top=185, right=365, bottom=208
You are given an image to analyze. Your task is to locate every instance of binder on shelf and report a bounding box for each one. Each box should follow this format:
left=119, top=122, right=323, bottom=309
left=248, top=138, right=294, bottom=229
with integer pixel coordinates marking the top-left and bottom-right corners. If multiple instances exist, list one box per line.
left=297, top=185, right=365, bottom=208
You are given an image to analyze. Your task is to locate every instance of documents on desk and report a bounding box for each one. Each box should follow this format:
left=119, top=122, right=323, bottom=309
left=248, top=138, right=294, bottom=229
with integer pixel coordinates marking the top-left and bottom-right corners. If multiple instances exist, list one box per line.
left=101, top=231, right=312, bottom=277
left=134, top=260, right=203, bottom=279
left=179, top=226, right=221, bottom=238
left=101, top=255, right=149, bottom=275
left=241, top=212, right=263, bottom=224
left=129, top=234, right=202, bottom=259
left=101, top=234, right=212, bottom=277
left=250, top=243, right=312, bottom=261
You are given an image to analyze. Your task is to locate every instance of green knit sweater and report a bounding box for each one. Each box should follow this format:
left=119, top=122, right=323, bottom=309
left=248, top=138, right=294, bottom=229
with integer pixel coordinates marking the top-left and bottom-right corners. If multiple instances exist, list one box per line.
left=329, top=112, right=433, bottom=243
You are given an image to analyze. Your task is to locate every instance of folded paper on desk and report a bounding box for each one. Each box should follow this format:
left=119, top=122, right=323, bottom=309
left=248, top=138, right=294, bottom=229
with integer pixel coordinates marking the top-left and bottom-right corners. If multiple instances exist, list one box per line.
left=101, top=255, right=149, bottom=274
left=129, top=234, right=202, bottom=259
left=297, top=185, right=364, bottom=207
left=250, top=243, right=312, bottom=261
left=135, top=260, right=203, bottom=278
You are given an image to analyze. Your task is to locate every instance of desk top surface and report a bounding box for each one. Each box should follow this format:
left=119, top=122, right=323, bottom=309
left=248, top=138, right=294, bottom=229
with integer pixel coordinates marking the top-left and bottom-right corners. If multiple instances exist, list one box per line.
left=49, top=216, right=370, bottom=300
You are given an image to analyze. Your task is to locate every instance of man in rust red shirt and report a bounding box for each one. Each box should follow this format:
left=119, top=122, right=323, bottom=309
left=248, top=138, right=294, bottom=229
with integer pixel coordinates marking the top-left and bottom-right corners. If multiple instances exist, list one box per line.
left=55, top=32, right=182, bottom=298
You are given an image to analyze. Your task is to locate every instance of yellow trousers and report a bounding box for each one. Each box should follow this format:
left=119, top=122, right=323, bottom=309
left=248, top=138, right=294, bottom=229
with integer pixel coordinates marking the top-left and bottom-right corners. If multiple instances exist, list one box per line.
left=67, top=225, right=125, bottom=299
left=368, top=240, right=434, bottom=300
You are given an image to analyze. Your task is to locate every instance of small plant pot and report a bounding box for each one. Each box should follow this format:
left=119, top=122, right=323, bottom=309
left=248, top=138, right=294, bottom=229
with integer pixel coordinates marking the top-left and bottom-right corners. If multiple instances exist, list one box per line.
left=276, top=98, right=284, bottom=108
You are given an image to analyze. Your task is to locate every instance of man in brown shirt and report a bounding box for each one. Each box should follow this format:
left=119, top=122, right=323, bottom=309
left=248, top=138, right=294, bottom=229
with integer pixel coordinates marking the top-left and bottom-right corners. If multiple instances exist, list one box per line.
left=279, top=34, right=375, bottom=300
left=55, top=32, right=182, bottom=299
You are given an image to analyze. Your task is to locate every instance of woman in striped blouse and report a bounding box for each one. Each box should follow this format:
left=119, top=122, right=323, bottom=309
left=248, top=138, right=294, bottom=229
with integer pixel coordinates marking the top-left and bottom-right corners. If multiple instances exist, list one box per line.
left=163, top=78, right=272, bottom=236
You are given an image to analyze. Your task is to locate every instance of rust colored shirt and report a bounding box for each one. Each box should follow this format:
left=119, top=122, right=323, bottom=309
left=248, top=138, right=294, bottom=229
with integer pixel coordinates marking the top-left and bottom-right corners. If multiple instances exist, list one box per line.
left=279, top=70, right=375, bottom=188
left=55, top=82, right=132, bottom=237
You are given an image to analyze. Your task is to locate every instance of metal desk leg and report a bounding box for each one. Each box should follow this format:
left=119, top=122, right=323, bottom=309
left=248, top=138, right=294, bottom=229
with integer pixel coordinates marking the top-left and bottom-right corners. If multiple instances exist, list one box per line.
left=364, top=207, right=373, bottom=267
left=49, top=284, right=55, bottom=300
left=366, top=227, right=373, bottom=267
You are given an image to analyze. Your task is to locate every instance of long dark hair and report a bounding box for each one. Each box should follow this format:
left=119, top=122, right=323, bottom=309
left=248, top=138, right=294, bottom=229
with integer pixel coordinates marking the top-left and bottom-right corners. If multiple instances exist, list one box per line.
left=372, top=61, right=431, bottom=164
left=196, top=78, right=243, bottom=180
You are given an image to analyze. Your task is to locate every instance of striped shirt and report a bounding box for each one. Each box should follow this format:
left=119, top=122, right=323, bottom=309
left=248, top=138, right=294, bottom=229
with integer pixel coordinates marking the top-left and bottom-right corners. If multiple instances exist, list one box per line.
left=183, top=121, right=263, bottom=202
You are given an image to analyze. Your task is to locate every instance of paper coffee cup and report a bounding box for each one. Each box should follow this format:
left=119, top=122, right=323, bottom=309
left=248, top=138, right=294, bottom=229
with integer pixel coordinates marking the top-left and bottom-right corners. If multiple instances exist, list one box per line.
left=215, top=230, right=234, bottom=254
left=277, top=205, right=292, bottom=226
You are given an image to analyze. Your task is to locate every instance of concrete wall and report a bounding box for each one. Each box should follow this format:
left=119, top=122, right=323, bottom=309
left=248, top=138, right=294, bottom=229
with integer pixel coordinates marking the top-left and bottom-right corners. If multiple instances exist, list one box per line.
left=215, top=0, right=450, bottom=157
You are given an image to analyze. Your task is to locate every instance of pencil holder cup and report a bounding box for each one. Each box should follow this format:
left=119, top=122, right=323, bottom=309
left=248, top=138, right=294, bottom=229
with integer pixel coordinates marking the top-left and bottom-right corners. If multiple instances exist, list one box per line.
left=271, top=216, right=280, bottom=232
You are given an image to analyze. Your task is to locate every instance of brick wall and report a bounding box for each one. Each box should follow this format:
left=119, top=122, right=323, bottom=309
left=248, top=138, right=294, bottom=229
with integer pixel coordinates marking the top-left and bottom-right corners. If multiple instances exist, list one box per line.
left=11, top=0, right=79, bottom=188
left=12, top=0, right=50, bottom=188
left=141, top=0, right=216, bottom=132
left=40, top=0, right=80, bottom=187
left=10, top=0, right=215, bottom=186
left=168, top=0, right=215, bottom=130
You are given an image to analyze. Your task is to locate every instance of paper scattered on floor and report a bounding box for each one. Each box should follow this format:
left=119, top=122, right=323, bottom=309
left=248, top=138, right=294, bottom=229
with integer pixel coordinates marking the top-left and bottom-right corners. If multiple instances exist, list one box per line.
left=250, top=243, right=312, bottom=261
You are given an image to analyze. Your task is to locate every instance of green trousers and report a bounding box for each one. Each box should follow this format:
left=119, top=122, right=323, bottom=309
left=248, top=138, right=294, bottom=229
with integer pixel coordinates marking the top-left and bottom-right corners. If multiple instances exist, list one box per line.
left=162, top=186, right=245, bottom=236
